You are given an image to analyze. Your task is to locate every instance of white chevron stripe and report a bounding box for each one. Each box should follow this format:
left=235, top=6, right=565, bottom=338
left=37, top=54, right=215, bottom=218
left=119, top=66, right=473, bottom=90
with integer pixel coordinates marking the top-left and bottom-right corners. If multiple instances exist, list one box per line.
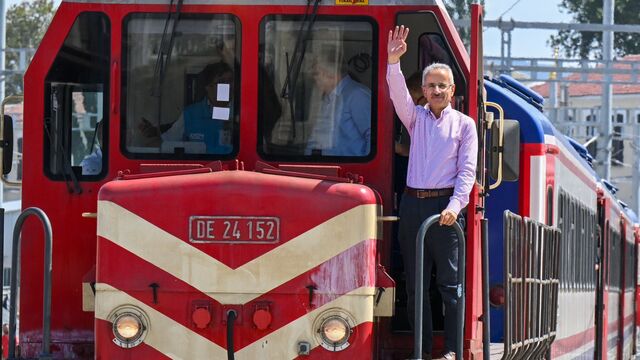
left=97, top=201, right=377, bottom=304
left=95, top=283, right=374, bottom=360
left=95, top=283, right=226, bottom=359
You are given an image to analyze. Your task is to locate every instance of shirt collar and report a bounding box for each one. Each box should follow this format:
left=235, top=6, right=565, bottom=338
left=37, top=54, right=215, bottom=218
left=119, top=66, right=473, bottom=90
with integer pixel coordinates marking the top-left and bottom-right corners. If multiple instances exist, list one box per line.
left=426, top=103, right=452, bottom=120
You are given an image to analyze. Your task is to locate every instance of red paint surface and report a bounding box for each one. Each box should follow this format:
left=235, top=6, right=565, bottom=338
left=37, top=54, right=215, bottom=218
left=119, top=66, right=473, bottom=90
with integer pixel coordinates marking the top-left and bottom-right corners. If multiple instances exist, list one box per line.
left=99, top=171, right=377, bottom=268
left=96, top=235, right=377, bottom=353
left=551, top=326, right=595, bottom=358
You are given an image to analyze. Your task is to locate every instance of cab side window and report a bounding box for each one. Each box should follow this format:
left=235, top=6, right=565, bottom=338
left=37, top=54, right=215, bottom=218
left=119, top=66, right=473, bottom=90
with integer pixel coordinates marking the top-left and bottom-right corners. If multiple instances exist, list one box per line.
left=418, top=33, right=464, bottom=101
left=395, top=13, right=466, bottom=110
left=392, top=13, right=465, bottom=170
left=44, top=12, right=110, bottom=183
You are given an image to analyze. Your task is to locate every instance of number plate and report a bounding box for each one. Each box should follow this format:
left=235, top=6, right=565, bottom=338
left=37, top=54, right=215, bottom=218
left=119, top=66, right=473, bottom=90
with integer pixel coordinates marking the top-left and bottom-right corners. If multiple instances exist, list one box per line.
left=189, top=216, right=280, bottom=244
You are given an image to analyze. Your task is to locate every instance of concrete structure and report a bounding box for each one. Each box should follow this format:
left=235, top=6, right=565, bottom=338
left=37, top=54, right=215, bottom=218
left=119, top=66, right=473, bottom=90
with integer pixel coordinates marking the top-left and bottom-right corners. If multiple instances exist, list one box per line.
left=2, top=102, right=22, bottom=296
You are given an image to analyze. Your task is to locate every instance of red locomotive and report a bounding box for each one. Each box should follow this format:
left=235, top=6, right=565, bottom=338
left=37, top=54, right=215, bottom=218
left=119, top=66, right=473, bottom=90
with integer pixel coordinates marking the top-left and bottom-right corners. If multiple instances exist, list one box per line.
left=3, top=0, right=637, bottom=359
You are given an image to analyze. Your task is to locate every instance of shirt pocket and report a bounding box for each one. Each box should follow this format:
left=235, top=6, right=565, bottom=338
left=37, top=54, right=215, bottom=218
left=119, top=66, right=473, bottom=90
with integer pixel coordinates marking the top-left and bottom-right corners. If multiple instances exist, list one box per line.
left=434, top=126, right=460, bottom=157
left=447, top=123, right=463, bottom=153
left=188, top=132, right=205, bottom=141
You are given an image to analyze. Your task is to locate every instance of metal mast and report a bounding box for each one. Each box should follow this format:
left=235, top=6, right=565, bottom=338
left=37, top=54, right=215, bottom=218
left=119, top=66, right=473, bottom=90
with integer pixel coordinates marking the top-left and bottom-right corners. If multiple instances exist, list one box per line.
left=597, top=0, right=614, bottom=180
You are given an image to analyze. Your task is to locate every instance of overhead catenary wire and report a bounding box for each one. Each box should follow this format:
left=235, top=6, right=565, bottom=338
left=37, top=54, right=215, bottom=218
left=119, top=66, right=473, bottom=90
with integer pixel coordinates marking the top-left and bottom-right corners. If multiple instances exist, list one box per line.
left=497, top=0, right=524, bottom=19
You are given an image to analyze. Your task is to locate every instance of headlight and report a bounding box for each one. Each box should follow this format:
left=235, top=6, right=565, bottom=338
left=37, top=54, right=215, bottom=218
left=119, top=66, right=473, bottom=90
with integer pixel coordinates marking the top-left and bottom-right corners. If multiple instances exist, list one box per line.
left=322, top=317, right=349, bottom=343
left=110, top=306, right=149, bottom=348
left=115, top=314, right=141, bottom=339
left=314, top=309, right=354, bottom=352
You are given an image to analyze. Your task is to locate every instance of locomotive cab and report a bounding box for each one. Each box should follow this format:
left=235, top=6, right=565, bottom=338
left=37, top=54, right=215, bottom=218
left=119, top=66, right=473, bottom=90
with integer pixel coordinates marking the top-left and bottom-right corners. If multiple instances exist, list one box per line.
left=16, top=1, right=487, bottom=359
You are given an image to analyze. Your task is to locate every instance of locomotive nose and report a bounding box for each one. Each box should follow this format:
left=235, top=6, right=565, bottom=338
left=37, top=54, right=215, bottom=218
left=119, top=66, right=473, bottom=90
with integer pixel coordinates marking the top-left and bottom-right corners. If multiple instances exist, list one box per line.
left=94, top=169, right=385, bottom=358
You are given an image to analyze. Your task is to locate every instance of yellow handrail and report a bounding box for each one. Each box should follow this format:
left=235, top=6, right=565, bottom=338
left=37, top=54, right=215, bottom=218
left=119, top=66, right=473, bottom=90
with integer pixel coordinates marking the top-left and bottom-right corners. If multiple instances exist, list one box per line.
left=485, top=101, right=505, bottom=190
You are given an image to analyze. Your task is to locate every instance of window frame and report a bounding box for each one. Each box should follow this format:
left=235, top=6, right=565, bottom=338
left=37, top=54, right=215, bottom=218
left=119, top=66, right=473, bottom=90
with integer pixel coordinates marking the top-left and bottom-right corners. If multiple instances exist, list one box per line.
left=120, top=12, right=242, bottom=161
left=257, top=14, right=379, bottom=163
left=395, top=11, right=467, bottom=113
left=43, top=11, right=111, bottom=182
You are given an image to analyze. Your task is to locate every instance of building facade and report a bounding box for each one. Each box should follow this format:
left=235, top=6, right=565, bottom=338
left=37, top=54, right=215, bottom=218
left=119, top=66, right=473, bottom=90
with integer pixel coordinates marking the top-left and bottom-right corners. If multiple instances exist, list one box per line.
left=531, top=54, right=640, bottom=212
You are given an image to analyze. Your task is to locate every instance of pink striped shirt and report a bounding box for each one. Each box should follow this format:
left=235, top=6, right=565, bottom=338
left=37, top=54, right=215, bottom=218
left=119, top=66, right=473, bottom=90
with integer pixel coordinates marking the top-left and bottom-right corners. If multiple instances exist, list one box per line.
left=386, top=63, right=478, bottom=214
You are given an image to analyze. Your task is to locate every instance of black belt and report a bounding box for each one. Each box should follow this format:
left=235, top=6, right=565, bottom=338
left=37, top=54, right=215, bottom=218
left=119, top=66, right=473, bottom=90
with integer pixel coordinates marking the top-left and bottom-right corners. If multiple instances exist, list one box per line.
left=405, top=187, right=454, bottom=199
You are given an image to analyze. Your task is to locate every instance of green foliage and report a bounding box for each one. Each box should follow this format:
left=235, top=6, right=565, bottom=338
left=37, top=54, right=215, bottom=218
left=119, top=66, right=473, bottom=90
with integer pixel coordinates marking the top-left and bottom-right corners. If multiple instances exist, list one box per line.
left=443, top=0, right=486, bottom=49
left=6, top=0, right=55, bottom=96
left=550, top=0, right=640, bottom=58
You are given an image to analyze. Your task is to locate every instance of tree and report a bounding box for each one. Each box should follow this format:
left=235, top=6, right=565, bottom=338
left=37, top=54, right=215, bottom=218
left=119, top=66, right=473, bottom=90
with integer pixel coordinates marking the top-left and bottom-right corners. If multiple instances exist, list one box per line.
left=5, top=0, right=55, bottom=96
left=444, top=0, right=486, bottom=49
left=549, top=0, right=640, bottom=58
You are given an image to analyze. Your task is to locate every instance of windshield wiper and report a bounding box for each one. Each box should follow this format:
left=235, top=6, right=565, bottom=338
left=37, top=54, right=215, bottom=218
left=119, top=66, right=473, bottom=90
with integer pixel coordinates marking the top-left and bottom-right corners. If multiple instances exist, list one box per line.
left=44, top=117, right=82, bottom=194
left=280, top=0, right=321, bottom=139
left=151, top=0, right=184, bottom=98
left=280, top=0, right=321, bottom=100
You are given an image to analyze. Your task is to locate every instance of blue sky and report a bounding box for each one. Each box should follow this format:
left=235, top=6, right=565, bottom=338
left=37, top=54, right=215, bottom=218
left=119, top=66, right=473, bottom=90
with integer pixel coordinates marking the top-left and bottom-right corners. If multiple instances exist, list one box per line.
left=482, top=0, right=573, bottom=58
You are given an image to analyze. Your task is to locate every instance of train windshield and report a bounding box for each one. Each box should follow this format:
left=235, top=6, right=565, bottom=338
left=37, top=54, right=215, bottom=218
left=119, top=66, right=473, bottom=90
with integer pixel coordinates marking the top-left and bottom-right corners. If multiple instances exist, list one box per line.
left=258, top=16, right=377, bottom=161
left=122, top=14, right=240, bottom=159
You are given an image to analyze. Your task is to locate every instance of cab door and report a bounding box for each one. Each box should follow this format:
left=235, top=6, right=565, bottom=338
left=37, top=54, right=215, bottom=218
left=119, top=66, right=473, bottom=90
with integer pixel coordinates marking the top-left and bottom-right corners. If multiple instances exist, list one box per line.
left=386, top=5, right=485, bottom=358
left=21, top=9, right=111, bottom=357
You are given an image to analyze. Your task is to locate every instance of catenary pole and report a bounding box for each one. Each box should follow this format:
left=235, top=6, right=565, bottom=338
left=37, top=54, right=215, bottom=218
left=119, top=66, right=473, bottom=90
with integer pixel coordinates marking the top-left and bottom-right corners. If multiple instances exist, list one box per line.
left=597, top=0, right=614, bottom=180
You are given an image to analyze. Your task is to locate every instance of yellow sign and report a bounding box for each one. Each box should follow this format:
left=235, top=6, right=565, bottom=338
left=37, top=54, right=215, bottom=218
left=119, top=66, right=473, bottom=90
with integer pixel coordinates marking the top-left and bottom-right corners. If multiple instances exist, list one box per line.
left=335, top=0, right=368, bottom=5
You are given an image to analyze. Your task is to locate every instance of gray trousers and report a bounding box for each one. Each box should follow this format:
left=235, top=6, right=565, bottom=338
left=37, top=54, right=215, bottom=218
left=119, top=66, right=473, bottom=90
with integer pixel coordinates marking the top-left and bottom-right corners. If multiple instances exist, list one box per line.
left=398, top=193, right=464, bottom=354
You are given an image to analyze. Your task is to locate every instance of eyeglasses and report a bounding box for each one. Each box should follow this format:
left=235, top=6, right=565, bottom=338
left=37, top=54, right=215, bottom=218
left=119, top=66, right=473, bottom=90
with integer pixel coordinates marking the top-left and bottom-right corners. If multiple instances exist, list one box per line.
left=423, top=83, right=453, bottom=91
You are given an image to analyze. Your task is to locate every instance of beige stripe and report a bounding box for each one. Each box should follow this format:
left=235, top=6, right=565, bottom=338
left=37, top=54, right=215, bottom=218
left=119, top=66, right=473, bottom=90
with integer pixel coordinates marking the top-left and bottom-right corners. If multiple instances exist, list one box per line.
left=98, top=201, right=377, bottom=304
left=95, top=283, right=374, bottom=360
left=82, top=282, right=95, bottom=312
left=237, top=287, right=374, bottom=359
left=95, top=283, right=227, bottom=359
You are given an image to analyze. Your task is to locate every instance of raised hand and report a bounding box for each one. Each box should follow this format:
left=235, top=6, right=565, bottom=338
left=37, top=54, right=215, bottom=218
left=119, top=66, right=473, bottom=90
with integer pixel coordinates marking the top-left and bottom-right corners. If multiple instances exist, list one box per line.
left=388, top=25, right=409, bottom=64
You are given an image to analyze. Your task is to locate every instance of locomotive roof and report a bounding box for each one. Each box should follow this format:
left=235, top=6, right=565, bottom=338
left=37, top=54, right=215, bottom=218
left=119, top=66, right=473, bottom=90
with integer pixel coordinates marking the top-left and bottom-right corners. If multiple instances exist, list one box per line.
left=484, top=79, right=640, bottom=228
left=63, top=0, right=445, bottom=5
left=485, top=77, right=598, bottom=179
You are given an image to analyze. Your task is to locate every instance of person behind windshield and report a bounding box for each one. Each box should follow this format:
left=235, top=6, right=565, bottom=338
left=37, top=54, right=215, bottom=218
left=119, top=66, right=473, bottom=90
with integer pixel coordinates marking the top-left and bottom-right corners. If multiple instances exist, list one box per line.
left=81, top=120, right=103, bottom=175
left=305, top=48, right=371, bottom=157
left=140, top=61, right=234, bottom=154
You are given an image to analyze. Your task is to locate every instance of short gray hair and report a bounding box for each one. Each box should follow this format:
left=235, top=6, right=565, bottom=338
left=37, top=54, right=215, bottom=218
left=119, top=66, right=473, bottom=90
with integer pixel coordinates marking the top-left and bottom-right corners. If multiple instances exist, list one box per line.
left=421, top=63, right=454, bottom=86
